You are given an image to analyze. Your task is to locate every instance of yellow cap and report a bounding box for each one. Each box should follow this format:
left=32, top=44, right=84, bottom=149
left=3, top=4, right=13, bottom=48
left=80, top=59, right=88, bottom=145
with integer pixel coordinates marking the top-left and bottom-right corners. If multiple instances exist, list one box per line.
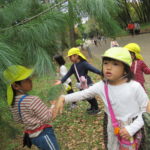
left=102, top=47, right=132, bottom=66
left=3, top=65, right=33, bottom=106
left=67, top=47, right=87, bottom=60
left=124, top=43, right=143, bottom=60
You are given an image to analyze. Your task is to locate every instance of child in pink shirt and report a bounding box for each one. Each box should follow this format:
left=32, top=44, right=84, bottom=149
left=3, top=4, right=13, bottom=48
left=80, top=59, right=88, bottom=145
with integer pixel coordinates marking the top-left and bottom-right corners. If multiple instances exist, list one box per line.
left=124, top=43, right=150, bottom=89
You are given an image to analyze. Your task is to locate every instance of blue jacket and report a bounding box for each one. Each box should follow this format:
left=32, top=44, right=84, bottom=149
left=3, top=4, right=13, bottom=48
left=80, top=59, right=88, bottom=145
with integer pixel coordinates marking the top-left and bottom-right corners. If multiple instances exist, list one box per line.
left=61, top=60, right=101, bottom=85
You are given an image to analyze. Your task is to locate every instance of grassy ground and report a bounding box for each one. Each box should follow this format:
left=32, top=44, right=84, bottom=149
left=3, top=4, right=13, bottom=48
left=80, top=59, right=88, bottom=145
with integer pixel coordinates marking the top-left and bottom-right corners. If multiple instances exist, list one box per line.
left=141, top=23, right=150, bottom=33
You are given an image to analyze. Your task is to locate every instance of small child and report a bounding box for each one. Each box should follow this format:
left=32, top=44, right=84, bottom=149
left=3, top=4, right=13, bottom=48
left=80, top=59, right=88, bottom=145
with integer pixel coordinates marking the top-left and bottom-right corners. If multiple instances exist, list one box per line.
left=53, top=55, right=76, bottom=109
left=124, top=43, right=150, bottom=89
left=54, top=48, right=102, bottom=115
left=3, top=65, right=59, bottom=150
left=110, top=40, right=119, bottom=47
left=55, top=47, right=149, bottom=150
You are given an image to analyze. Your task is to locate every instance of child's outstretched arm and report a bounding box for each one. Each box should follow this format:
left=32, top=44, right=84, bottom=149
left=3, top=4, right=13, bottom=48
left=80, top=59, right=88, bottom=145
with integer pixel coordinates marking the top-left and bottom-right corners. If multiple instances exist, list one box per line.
left=54, top=66, right=74, bottom=85
left=141, top=61, right=150, bottom=74
left=146, top=101, right=150, bottom=113
left=61, top=65, right=74, bottom=83
left=54, top=80, right=62, bottom=85
left=53, top=82, right=101, bottom=117
left=52, top=96, right=65, bottom=119
left=85, top=61, right=101, bottom=75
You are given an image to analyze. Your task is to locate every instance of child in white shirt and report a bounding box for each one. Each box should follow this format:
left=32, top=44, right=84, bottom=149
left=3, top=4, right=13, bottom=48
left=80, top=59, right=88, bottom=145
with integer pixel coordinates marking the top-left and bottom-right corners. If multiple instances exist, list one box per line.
left=54, top=55, right=77, bottom=109
left=54, top=47, right=149, bottom=150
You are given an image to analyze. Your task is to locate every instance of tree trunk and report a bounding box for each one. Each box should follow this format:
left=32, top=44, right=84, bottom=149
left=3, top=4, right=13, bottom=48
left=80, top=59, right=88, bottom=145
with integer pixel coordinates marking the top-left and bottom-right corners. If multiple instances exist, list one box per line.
left=68, top=0, right=76, bottom=47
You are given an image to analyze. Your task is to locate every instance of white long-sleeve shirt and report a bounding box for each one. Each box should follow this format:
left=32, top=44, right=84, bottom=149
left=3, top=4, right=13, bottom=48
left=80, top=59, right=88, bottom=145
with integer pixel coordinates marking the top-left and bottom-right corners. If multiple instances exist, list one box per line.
left=60, top=65, right=71, bottom=85
left=64, top=80, right=149, bottom=136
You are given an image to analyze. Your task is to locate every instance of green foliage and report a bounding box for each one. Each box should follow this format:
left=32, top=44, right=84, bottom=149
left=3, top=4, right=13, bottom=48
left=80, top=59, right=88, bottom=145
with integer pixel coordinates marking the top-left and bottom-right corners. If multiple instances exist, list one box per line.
left=29, top=75, right=63, bottom=100
left=0, top=0, right=42, bottom=28
left=0, top=98, right=21, bottom=149
left=80, top=0, right=122, bottom=37
left=116, top=0, right=150, bottom=25
left=0, top=0, right=67, bottom=89
left=0, top=42, right=20, bottom=72
left=75, top=39, right=84, bottom=46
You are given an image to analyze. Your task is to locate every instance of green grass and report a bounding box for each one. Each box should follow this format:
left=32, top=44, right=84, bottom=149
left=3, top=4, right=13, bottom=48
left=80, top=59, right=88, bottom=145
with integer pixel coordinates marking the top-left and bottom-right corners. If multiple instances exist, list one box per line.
left=141, top=23, right=150, bottom=29
left=53, top=100, right=105, bottom=150
left=140, top=22, right=150, bottom=33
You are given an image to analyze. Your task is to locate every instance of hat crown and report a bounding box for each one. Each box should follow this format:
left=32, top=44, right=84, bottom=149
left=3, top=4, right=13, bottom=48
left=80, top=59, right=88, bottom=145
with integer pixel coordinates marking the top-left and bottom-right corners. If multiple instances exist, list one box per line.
left=68, top=48, right=80, bottom=56
left=3, top=65, right=33, bottom=106
left=67, top=47, right=87, bottom=60
left=3, top=65, right=32, bottom=84
left=102, top=47, right=132, bottom=66
left=124, top=43, right=140, bottom=53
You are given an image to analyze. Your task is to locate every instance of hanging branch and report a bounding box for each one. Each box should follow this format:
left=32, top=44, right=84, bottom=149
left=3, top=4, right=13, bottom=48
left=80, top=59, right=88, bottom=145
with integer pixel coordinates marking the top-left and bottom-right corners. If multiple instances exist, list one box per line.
left=0, top=0, right=68, bottom=32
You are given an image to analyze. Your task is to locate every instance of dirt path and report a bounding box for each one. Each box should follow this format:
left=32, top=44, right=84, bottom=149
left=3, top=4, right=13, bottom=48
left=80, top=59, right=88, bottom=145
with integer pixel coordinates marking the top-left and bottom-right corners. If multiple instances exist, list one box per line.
left=89, top=33, right=150, bottom=91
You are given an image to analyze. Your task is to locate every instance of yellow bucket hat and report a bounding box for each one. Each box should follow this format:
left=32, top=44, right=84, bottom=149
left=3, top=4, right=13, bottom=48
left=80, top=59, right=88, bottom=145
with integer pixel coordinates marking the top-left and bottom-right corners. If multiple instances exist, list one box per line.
left=67, top=47, right=87, bottom=60
left=124, top=43, right=143, bottom=60
left=102, top=47, right=132, bottom=66
left=3, top=65, right=33, bottom=106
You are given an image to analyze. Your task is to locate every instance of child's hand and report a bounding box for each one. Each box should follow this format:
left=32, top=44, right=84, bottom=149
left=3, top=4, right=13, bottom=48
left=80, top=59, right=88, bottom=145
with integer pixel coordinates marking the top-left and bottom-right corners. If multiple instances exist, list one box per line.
left=52, top=96, right=65, bottom=119
left=146, top=101, right=150, bottom=113
left=54, top=80, right=62, bottom=85
left=119, top=128, right=131, bottom=140
left=50, top=100, right=57, bottom=105
left=56, top=68, right=60, bottom=73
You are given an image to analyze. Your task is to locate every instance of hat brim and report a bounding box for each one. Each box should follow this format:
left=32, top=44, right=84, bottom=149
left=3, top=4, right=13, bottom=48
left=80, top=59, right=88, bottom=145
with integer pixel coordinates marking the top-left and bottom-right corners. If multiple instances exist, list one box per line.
left=125, top=49, right=143, bottom=60
left=7, top=85, right=13, bottom=106
left=102, top=56, right=131, bottom=66
left=15, top=68, right=33, bottom=81
left=136, top=53, right=143, bottom=60
left=7, top=68, right=33, bottom=106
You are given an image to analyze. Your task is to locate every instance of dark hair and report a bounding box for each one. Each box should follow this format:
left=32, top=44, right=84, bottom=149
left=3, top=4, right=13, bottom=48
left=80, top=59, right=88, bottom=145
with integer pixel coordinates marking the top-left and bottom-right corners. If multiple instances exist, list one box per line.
left=129, top=51, right=136, bottom=60
left=101, top=57, right=134, bottom=82
left=69, top=54, right=86, bottom=62
left=11, top=81, right=21, bottom=106
left=53, top=55, right=65, bottom=66
left=78, top=56, right=86, bottom=62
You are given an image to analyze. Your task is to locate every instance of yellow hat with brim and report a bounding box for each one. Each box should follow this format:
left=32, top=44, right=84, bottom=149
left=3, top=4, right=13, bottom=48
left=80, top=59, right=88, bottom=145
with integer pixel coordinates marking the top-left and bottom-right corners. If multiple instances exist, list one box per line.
left=124, top=43, right=143, bottom=60
left=67, top=47, right=87, bottom=60
left=102, top=47, right=132, bottom=66
left=3, top=65, right=34, bottom=106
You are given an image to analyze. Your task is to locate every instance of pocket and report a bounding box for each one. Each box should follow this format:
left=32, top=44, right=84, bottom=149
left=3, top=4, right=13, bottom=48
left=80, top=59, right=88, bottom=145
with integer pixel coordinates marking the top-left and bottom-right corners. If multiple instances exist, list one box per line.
left=119, top=131, right=142, bottom=150
left=118, top=119, right=142, bottom=150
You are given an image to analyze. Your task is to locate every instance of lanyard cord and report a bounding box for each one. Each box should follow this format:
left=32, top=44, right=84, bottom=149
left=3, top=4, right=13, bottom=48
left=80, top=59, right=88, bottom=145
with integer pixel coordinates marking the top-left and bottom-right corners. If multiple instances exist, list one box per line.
left=18, top=95, right=28, bottom=119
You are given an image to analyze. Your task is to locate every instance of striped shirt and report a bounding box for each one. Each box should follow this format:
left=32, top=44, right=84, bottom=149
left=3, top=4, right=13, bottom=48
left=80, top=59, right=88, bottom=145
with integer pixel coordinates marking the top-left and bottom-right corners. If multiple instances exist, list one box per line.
left=10, top=95, right=52, bottom=130
left=131, top=60, right=150, bottom=87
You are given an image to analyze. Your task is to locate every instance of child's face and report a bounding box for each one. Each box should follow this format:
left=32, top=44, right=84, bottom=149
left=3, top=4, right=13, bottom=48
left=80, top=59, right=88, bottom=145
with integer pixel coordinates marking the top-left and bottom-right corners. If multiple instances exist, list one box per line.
left=103, top=60, right=125, bottom=82
left=13, top=78, right=32, bottom=94
left=69, top=55, right=79, bottom=63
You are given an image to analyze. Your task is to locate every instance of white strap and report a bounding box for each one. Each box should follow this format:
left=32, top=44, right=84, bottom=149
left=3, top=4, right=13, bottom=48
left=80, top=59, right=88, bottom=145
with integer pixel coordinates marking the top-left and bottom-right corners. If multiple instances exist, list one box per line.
left=134, top=61, right=137, bottom=74
left=74, top=64, right=80, bottom=82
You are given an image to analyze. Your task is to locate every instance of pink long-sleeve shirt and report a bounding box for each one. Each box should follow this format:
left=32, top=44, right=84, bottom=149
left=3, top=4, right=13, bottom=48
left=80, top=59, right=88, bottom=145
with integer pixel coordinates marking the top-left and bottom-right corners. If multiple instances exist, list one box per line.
left=131, top=60, right=150, bottom=87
